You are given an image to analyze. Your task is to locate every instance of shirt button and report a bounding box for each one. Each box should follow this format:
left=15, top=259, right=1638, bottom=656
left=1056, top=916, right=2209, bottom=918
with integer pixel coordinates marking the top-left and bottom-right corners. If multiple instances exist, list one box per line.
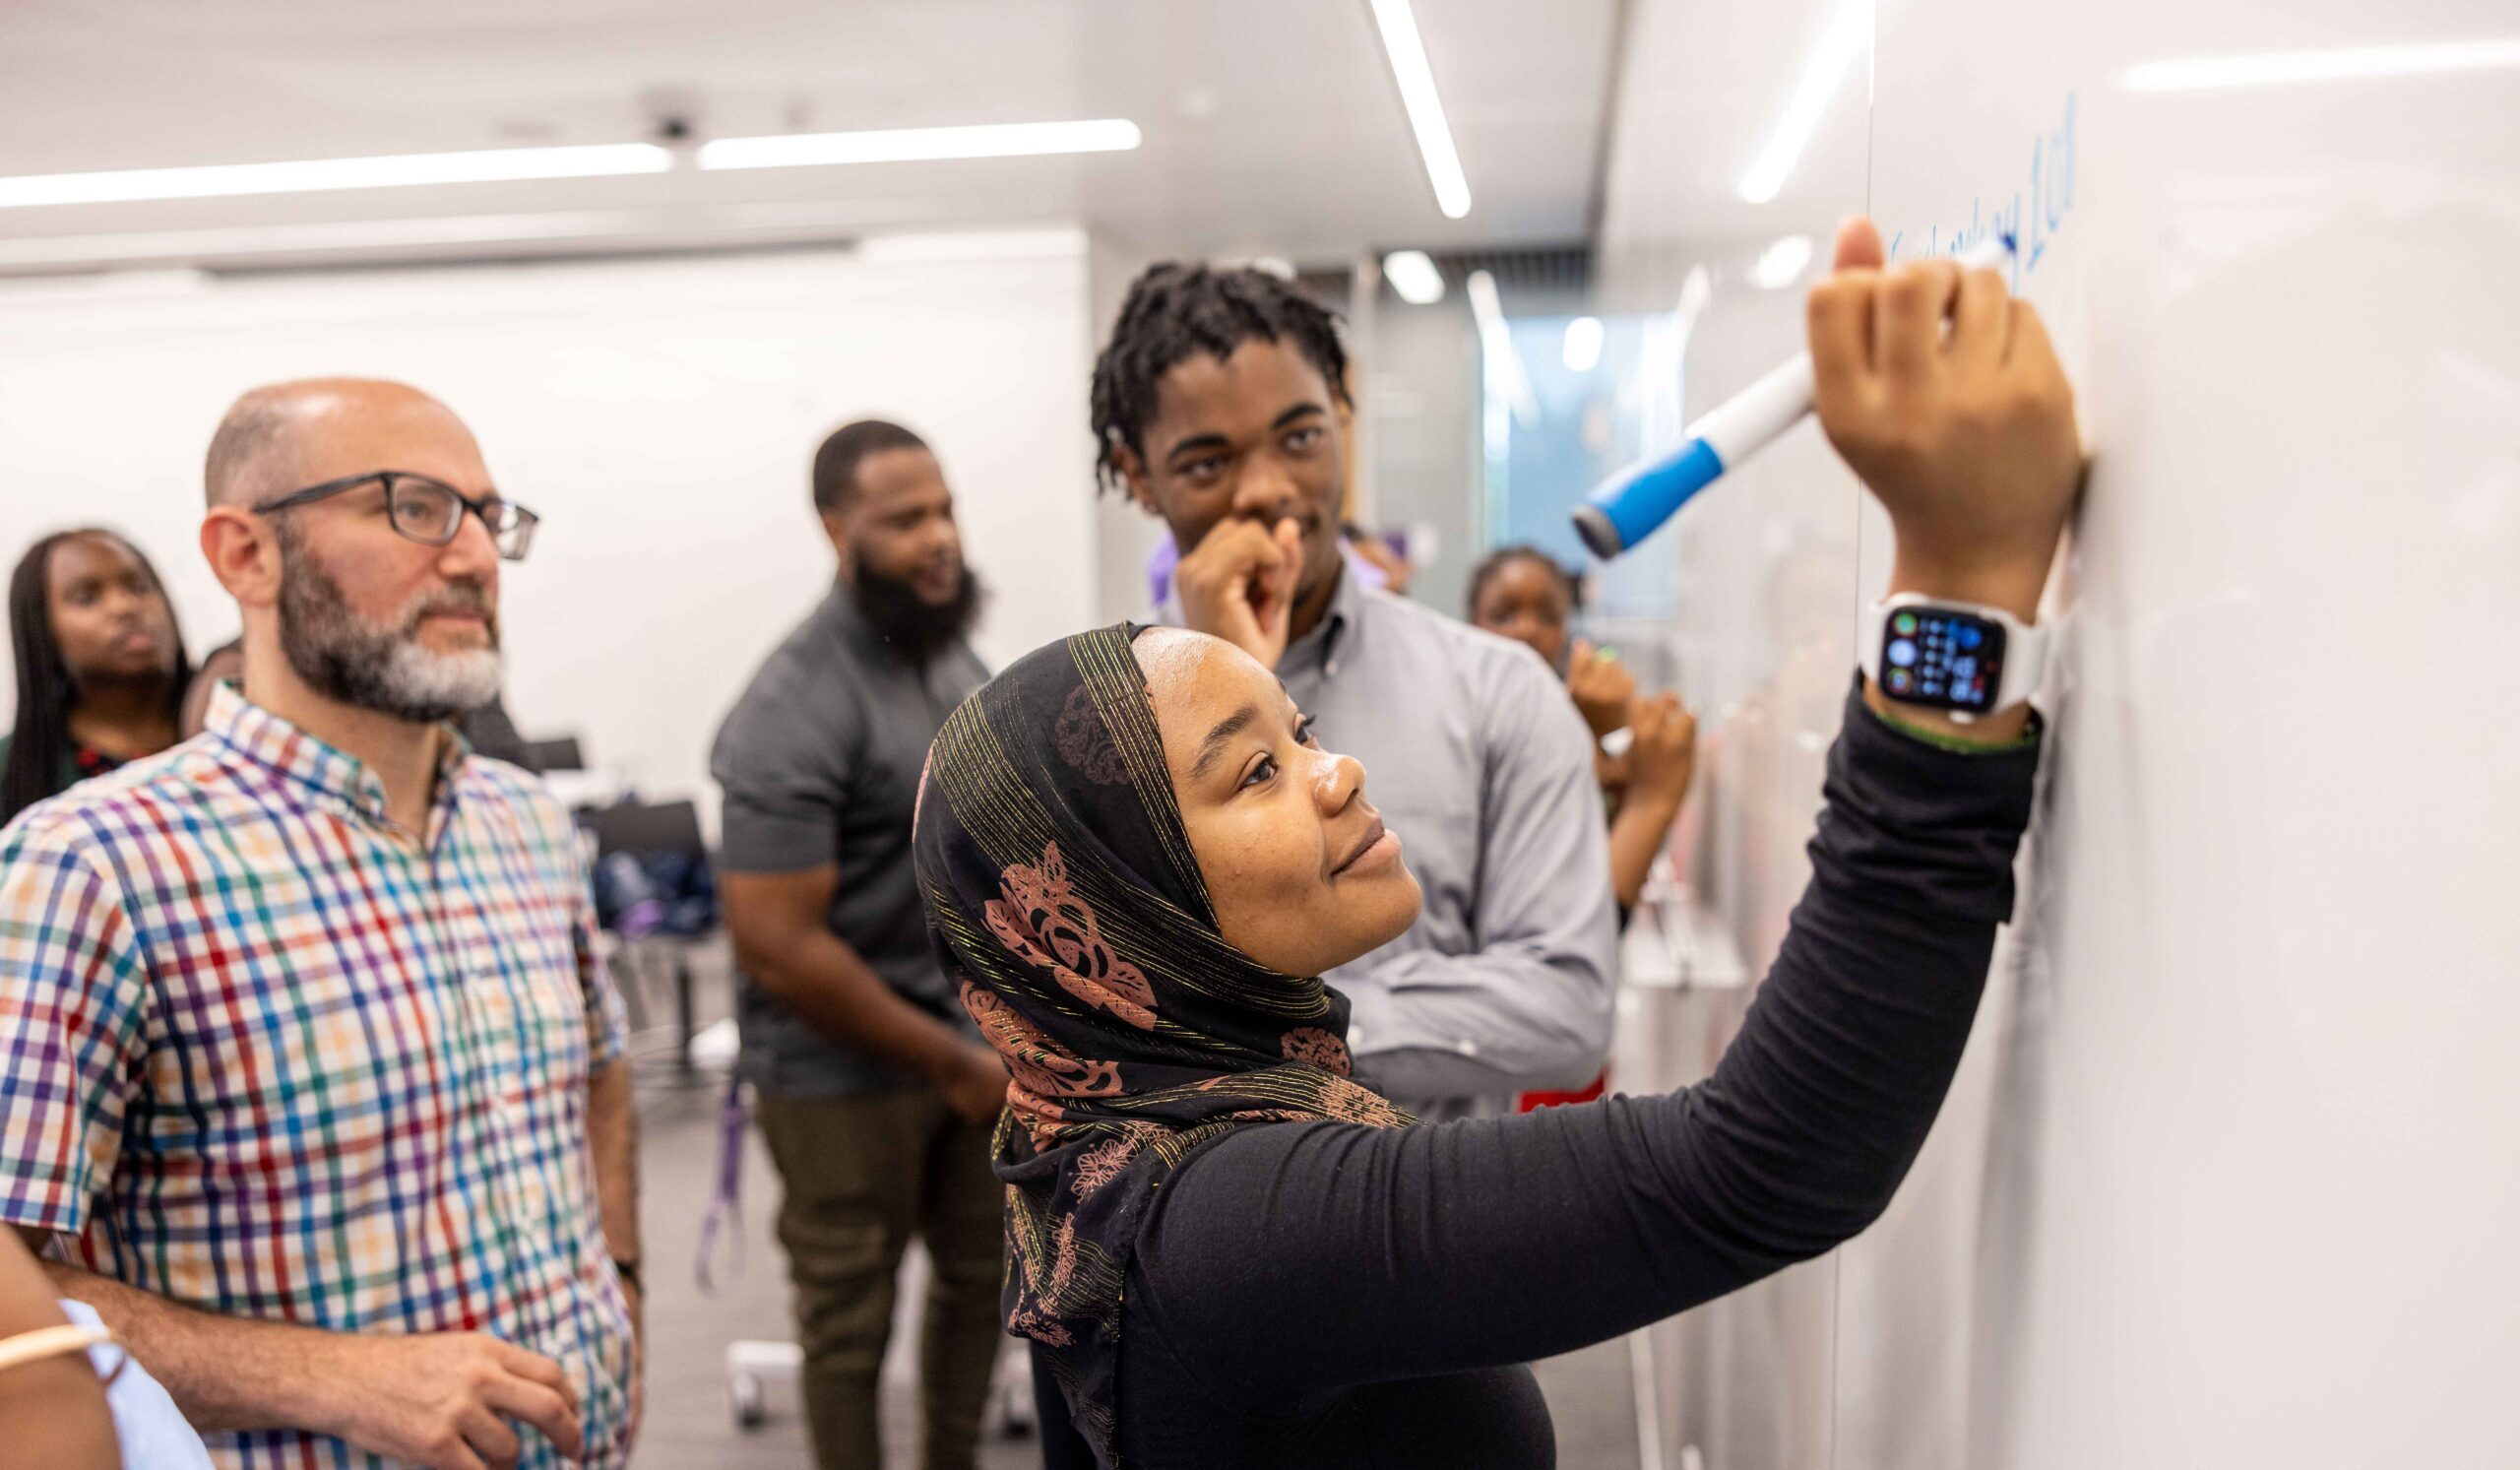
left=1455, top=1039, right=1479, bottom=1056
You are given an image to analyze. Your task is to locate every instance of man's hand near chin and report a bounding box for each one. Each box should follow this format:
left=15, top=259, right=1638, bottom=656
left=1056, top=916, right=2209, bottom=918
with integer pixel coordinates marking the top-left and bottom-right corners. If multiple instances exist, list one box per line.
left=1173, top=517, right=1303, bottom=669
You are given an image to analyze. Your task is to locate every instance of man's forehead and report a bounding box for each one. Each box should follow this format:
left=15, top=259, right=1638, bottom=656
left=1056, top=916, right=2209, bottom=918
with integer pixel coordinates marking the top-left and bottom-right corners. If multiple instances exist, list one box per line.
left=289, top=395, right=490, bottom=487
left=854, top=446, right=948, bottom=503
left=1151, top=340, right=1329, bottom=435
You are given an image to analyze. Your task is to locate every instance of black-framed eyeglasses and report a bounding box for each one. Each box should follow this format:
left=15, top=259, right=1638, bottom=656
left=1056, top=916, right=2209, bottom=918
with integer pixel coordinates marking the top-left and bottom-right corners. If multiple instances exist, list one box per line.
left=252, top=471, right=539, bottom=562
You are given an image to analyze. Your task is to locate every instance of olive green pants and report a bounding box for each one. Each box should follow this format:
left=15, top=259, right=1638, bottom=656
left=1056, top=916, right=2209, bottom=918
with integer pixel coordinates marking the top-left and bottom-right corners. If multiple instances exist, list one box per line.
left=756, top=1088, right=1005, bottom=1470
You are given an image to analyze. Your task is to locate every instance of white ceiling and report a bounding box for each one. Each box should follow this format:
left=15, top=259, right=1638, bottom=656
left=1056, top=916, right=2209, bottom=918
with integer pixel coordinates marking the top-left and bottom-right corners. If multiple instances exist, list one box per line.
left=0, top=0, right=1623, bottom=270
left=1598, top=0, right=1875, bottom=256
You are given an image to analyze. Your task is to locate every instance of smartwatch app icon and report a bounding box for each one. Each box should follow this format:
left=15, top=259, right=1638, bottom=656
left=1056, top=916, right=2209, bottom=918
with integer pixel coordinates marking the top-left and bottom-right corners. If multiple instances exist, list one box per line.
left=1892, top=611, right=1919, bottom=636
left=1887, top=639, right=1918, bottom=668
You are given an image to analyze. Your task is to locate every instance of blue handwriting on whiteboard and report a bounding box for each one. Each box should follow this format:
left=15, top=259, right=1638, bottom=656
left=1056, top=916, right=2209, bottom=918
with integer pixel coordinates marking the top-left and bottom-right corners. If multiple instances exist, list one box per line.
left=1888, top=92, right=2076, bottom=287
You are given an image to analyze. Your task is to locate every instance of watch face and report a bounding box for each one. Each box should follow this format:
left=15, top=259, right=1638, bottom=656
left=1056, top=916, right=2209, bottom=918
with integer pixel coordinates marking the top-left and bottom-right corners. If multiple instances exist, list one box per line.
left=1879, top=607, right=2007, bottom=714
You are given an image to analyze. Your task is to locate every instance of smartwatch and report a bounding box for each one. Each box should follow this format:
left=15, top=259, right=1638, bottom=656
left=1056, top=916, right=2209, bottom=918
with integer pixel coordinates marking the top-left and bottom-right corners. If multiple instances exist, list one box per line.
left=1859, top=593, right=2049, bottom=719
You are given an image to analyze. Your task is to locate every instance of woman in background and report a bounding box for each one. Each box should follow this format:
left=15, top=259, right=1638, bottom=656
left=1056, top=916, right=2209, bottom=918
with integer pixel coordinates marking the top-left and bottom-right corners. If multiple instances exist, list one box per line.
left=1467, top=545, right=1694, bottom=917
left=1, top=529, right=191, bottom=826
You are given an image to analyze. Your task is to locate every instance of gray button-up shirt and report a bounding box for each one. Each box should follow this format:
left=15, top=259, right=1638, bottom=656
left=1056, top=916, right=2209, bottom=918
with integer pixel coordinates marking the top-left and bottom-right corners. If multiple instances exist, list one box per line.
left=712, top=585, right=990, bottom=1097
left=1160, top=566, right=1617, bottom=1116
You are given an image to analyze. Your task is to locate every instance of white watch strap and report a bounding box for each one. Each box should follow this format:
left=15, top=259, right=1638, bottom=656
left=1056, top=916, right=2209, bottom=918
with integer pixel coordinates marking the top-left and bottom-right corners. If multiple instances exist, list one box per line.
left=1992, top=608, right=2049, bottom=709
left=1862, top=594, right=2048, bottom=714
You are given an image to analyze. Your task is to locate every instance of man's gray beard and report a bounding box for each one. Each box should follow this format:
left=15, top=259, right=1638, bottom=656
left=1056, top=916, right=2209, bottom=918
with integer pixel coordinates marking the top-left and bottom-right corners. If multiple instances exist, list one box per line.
left=277, top=529, right=504, bottom=725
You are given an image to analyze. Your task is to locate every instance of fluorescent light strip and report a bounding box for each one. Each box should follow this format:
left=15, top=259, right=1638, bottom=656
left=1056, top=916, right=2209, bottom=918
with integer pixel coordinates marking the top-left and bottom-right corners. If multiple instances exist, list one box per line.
left=1367, top=0, right=1474, bottom=220
left=0, top=144, right=672, bottom=210
left=1676, top=265, right=1711, bottom=328
left=1465, top=269, right=1509, bottom=343
left=854, top=227, right=1090, bottom=264
left=2121, top=35, right=2520, bottom=92
left=1738, top=0, right=1871, bottom=205
left=0, top=200, right=942, bottom=274
left=698, top=119, right=1140, bottom=170
left=1381, top=248, right=1446, bottom=305
left=1467, top=269, right=1538, bottom=424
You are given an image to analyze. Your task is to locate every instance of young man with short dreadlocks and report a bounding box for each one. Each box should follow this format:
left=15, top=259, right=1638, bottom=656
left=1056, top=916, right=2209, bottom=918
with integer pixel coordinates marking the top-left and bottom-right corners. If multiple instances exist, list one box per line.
left=1090, top=263, right=1618, bottom=1122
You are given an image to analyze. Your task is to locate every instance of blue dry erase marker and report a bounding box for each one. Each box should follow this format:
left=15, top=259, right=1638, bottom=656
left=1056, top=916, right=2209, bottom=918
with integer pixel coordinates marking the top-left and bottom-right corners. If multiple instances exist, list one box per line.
left=1573, top=233, right=2016, bottom=560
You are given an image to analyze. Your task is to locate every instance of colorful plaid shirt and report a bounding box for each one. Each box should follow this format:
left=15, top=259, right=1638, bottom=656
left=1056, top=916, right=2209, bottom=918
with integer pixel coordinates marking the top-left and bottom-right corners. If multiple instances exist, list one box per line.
left=0, top=684, right=633, bottom=1469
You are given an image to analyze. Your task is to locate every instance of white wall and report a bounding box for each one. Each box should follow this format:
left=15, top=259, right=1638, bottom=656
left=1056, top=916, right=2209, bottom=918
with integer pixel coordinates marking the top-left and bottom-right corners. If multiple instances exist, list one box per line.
left=0, top=230, right=1102, bottom=828
left=1085, top=229, right=1170, bottom=624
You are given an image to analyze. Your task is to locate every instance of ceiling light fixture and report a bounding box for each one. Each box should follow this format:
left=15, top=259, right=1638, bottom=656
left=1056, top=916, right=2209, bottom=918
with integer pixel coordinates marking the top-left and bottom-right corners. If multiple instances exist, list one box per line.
left=1382, top=248, right=1446, bottom=304
left=1748, top=233, right=1814, bottom=289
left=1676, top=265, right=1712, bottom=329
left=1738, top=0, right=1871, bottom=204
left=1467, top=269, right=1538, bottom=425
left=0, top=200, right=944, bottom=276
left=0, top=143, right=674, bottom=210
left=697, top=119, right=1141, bottom=171
left=1366, top=0, right=1474, bottom=220
left=2121, top=34, right=2520, bottom=92
left=1561, top=316, right=1605, bottom=373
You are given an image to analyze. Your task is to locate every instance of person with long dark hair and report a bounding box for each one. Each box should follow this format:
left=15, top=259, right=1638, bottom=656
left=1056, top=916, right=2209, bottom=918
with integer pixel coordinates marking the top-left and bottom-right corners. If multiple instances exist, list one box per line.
left=0, top=529, right=191, bottom=827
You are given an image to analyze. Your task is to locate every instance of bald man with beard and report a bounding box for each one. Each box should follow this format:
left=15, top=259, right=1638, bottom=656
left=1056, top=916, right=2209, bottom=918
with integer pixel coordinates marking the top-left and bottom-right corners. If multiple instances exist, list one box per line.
left=0, top=380, right=641, bottom=1470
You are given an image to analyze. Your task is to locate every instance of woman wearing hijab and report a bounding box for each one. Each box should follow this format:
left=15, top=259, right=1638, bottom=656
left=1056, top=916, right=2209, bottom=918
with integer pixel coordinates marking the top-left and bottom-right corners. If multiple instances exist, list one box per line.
left=0, top=529, right=191, bottom=826
left=914, top=222, right=2080, bottom=1467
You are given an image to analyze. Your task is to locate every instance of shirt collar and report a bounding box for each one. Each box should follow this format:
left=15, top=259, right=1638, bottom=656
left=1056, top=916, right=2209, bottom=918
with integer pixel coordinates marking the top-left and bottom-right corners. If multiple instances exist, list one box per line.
left=206, top=681, right=469, bottom=827
left=1283, top=560, right=1366, bottom=677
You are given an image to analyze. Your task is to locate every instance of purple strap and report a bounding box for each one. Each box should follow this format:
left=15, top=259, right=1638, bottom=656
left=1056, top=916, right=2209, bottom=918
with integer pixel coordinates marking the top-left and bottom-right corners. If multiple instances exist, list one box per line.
left=693, top=1077, right=749, bottom=1295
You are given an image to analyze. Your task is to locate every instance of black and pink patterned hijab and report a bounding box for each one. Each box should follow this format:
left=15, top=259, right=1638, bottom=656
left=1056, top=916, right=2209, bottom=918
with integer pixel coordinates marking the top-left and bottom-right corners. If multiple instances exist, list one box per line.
left=914, top=623, right=1408, bottom=1463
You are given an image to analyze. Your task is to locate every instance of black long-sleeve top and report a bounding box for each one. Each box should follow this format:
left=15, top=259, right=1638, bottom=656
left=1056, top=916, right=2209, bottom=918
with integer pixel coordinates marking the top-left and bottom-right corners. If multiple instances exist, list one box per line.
left=1040, top=685, right=2039, bottom=1469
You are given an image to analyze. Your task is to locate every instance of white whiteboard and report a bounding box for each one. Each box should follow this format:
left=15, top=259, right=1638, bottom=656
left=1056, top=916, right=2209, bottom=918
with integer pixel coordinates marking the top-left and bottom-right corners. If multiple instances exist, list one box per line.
left=1837, top=2, right=2520, bottom=1466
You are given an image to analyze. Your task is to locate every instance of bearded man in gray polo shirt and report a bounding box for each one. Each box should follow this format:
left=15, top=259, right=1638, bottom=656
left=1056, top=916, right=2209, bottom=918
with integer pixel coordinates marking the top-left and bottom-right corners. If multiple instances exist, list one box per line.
left=1092, top=264, right=1618, bottom=1121
left=711, top=419, right=1004, bottom=1470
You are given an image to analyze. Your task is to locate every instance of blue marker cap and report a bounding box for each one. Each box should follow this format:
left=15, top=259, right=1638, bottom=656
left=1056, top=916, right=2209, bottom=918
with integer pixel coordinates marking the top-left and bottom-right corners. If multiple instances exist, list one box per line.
left=1573, top=439, right=1726, bottom=559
